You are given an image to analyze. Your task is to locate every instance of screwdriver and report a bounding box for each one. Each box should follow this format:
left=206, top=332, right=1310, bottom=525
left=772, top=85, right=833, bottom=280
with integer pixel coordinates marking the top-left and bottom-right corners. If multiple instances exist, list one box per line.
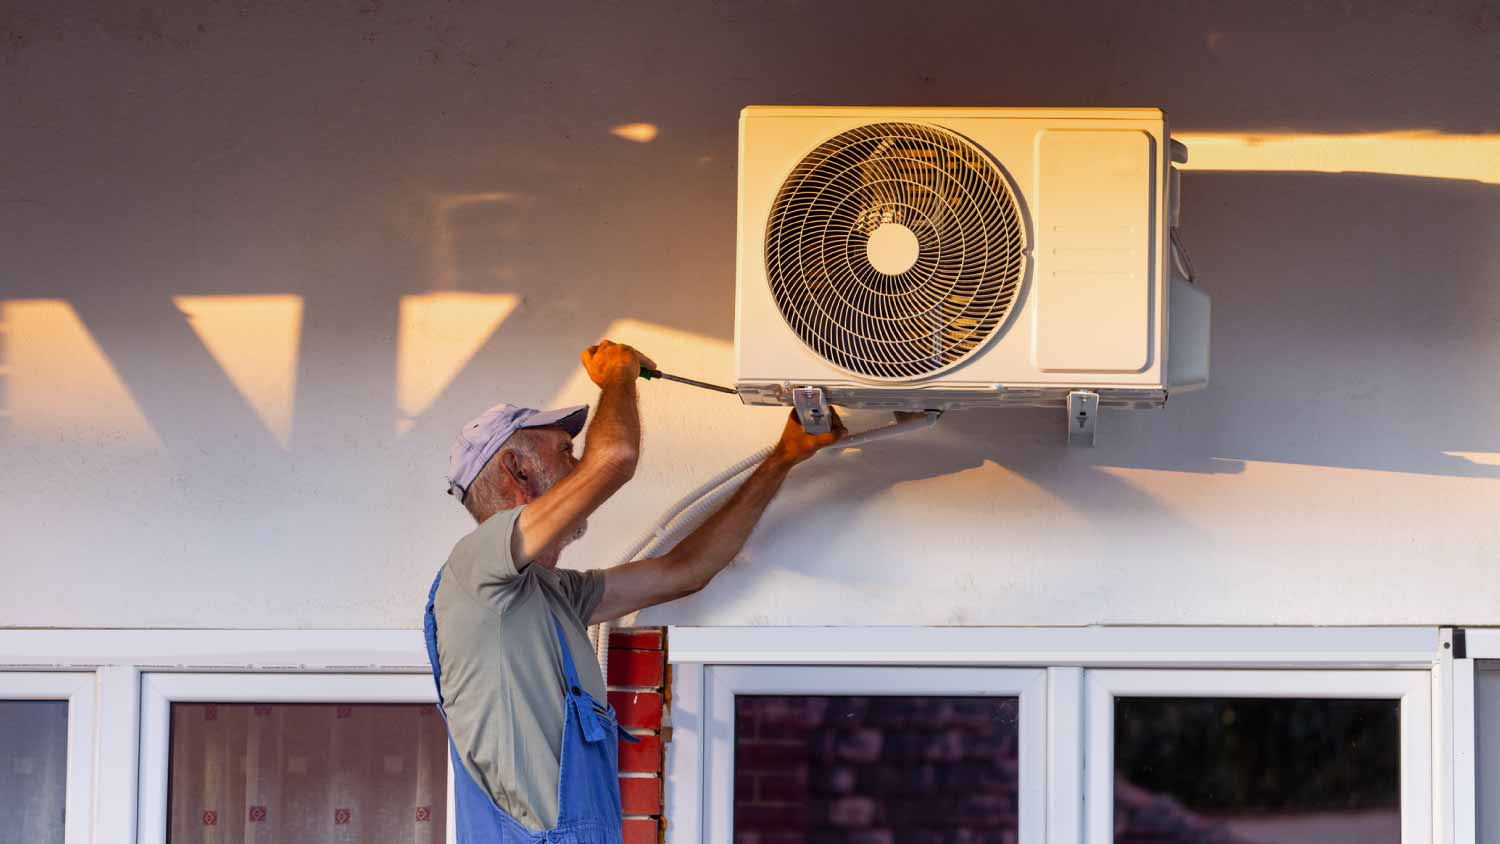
left=639, top=367, right=738, bottom=395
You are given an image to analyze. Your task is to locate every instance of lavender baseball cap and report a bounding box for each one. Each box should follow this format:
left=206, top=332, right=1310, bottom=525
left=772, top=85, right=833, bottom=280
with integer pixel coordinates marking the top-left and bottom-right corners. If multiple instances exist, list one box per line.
left=446, top=402, right=588, bottom=501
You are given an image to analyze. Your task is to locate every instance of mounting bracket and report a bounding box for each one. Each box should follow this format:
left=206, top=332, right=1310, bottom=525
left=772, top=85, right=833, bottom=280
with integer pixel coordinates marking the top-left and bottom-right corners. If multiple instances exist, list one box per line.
left=791, top=387, right=833, bottom=434
left=1066, top=390, right=1099, bottom=447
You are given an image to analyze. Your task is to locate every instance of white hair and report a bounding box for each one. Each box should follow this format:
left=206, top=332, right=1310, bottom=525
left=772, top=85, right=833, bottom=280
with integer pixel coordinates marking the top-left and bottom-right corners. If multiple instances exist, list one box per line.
left=462, top=431, right=541, bottom=523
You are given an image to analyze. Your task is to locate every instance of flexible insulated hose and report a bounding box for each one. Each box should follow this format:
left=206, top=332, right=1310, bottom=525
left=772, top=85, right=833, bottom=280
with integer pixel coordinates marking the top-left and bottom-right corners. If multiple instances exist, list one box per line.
left=593, top=447, right=772, bottom=675
left=593, top=411, right=941, bottom=674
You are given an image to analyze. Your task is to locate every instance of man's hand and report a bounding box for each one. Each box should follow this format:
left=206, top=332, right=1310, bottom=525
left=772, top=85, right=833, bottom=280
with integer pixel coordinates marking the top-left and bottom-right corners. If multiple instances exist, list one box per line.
left=771, top=408, right=847, bottom=466
left=581, top=339, right=656, bottom=388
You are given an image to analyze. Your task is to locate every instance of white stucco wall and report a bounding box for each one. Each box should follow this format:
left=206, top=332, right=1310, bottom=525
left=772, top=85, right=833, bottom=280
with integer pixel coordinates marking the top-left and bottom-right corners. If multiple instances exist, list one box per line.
left=2, top=1, right=1497, bottom=629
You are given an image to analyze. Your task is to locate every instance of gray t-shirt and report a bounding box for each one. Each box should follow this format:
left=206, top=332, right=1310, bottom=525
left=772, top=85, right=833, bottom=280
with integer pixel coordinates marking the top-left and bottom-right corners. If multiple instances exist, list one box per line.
left=432, top=506, right=607, bottom=831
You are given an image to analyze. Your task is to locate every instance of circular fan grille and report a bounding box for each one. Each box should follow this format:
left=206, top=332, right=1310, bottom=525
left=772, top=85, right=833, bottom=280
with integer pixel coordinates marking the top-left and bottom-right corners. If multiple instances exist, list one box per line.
left=765, top=122, right=1027, bottom=380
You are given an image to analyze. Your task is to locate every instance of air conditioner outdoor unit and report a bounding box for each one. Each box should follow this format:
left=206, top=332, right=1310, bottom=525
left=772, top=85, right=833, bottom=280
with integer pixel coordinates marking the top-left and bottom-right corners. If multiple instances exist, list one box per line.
left=734, top=106, right=1210, bottom=438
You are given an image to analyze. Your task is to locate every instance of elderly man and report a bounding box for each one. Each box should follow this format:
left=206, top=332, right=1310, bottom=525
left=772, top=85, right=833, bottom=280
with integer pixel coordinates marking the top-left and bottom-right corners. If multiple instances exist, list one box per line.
left=423, top=339, right=844, bottom=843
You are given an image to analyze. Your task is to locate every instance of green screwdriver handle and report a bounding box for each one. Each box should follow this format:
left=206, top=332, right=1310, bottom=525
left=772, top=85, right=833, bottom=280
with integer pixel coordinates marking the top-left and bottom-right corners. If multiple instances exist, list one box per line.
left=640, top=366, right=661, bottom=380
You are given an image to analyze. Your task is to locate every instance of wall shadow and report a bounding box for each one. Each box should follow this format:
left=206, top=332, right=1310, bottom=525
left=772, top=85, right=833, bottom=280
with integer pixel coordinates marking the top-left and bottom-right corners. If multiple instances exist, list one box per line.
left=3, top=0, right=1500, bottom=626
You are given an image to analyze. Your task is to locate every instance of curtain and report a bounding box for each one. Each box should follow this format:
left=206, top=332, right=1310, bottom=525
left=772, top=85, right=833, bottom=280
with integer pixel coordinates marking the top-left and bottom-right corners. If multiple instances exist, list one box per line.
left=168, top=702, right=446, bottom=843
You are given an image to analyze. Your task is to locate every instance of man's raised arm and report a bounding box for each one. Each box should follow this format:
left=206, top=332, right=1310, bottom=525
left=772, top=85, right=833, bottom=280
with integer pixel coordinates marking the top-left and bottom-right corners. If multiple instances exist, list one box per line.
left=511, top=340, right=655, bottom=567
left=590, top=408, right=845, bottom=622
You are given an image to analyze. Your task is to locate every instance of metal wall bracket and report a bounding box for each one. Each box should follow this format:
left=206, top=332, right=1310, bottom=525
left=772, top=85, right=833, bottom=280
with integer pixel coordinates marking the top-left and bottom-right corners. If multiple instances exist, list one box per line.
left=792, top=387, right=832, bottom=434
left=1066, top=390, right=1099, bottom=447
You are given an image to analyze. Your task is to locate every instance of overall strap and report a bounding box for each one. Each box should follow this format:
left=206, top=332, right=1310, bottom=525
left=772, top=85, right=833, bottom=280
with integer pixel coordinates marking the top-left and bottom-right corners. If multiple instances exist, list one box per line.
left=551, top=616, right=589, bottom=695
left=423, top=569, right=447, bottom=707
left=552, top=616, right=607, bottom=743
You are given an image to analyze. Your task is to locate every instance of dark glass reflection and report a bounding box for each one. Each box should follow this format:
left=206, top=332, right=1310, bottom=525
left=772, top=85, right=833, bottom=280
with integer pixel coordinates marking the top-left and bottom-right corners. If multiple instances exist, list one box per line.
left=1476, top=665, right=1500, bottom=844
left=0, top=700, right=69, bottom=844
left=1114, top=697, right=1400, bottom=844
left=734, top=695, right=1019, bottom=844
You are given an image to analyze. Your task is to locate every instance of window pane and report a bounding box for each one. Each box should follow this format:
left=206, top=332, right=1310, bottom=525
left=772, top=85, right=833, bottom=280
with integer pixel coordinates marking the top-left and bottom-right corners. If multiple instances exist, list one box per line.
left=1114, top=697, right=1399, bottom=844
left=0, top=700, right=69, bottom=844
left=734, top=695, right=1020, bottom=844
left=1478, top=664, right=1500, bottom=844
left=167, top=703, right=447, bottom=842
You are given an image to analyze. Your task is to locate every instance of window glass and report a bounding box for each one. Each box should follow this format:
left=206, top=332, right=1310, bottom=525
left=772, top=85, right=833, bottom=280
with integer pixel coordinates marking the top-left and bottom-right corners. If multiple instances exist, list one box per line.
left=734, top=695, right=1020, bottom=843
left=0, top=700, right=69, bottom=844
left=1478, top=663, right=1500, bottom=844
left=1114, top=697, right=1400, bottom=844
left=167, top=702, right=447, bottom=842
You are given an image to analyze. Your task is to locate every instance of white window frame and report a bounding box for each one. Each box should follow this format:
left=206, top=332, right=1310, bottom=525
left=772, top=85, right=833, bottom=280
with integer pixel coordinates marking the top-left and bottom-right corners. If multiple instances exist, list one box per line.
left=701, top=664, right=1046, bottom=844
left=668, top=625, right=1449, bottom=844
left=1085, top=668, right=1431, bottom=844
left=0, top=625, right=1473, bottom=844
left=1452, top=628, right=1500, bottom=844
left=0, top=628, right=449, bottom=844
left=0, top=672, right=97, bottom=844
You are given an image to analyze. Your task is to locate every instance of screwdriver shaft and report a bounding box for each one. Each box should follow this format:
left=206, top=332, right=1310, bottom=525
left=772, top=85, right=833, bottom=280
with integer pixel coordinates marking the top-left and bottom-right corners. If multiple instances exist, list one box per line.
left=658, top=372, right=738, bottom=394
left=640, top=367, right=737, bottom=395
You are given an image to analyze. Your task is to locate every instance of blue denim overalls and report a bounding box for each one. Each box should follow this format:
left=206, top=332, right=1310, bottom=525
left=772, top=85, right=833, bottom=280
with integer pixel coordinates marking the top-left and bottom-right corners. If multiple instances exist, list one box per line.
left=424, top=569, right=638, bottom=843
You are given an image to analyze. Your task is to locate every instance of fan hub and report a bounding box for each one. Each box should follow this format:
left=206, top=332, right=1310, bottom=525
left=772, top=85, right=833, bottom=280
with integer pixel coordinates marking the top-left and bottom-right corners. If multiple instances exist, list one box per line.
left=865, top=223, right=920, bottom=276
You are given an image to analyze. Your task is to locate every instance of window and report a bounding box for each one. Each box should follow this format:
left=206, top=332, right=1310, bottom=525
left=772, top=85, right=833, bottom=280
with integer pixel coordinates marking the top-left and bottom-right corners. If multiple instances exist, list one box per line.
left=0, top=626, right=1469, bottom=844
left=736, top=695, right=1021, bottom=842
left=1476, top=660, right=1500, bottom=844
left=669, top=627, right=1442, bottom=844
left=138, top=673, right=449, bottom=844
left=165, top=702, right=447, bottom=841
left=0, top=673, right=95, bottom=844
left=1113, top=697, right=1399, bottom=842
left=703, top=666, right=1047, bottom=843
left=1, top=700, right=69, bottom=844
left=1085, top=670, right=1430, bottom=844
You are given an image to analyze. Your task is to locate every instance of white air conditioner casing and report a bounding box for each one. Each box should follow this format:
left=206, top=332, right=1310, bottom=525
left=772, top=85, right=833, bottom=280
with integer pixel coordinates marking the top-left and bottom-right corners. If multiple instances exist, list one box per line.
left=734, top=106, right=1210, bottom=411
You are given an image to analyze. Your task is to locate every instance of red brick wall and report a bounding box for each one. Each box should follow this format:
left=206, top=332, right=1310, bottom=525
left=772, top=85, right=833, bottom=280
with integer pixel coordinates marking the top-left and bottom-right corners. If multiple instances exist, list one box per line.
left=610, top=627, right=667, bottom=844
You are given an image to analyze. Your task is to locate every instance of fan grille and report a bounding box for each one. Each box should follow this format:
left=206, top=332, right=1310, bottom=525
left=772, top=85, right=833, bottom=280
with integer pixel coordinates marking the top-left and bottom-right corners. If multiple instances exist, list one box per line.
left=765, top=122, right=1027, bottom=381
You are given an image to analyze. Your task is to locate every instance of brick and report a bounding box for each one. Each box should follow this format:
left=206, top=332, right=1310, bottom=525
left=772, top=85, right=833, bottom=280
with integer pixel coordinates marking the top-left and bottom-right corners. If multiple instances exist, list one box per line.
left=622, top=817, right=658, bottom=844
left=823, top=765, right=856, bottom=795
left=609, top=628, right=664, bottom=650
left=609, top=690, right=664, bottom=729
left=608, top=648, right=665, bottom=687
left=867, top=698, right=914, bottom=729
left=828, top=796, right=878, bottom=828
left=733, top=802, right=808, bottom=831
left=757, top=771, right=810, bottom=802
left=834, top=728, right=883, bottom=763
left=736, top=739, right=811, bottom=767
left=619, top=776, right=662, bottom=815
left=619, top=733, right=662, bottom=773
left=924, top=729, right=965, bottom=763
left=736, top=712, right=759, bottom=740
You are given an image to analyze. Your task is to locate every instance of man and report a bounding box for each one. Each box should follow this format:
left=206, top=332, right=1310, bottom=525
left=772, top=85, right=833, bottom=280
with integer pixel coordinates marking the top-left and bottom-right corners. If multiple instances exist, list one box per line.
left=423, top=339, right=845, bottom=843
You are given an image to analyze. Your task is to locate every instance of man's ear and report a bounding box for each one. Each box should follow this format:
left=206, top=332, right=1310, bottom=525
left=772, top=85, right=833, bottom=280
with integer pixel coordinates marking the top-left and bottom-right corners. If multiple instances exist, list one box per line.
left=498, top=450, right=536, bottom=500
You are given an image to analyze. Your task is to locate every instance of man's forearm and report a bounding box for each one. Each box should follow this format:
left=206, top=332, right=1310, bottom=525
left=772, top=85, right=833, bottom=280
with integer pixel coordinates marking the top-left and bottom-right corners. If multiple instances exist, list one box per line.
left=583, top=376, right=642, bottom=473
left=664, top=452, right=797, bottom=592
